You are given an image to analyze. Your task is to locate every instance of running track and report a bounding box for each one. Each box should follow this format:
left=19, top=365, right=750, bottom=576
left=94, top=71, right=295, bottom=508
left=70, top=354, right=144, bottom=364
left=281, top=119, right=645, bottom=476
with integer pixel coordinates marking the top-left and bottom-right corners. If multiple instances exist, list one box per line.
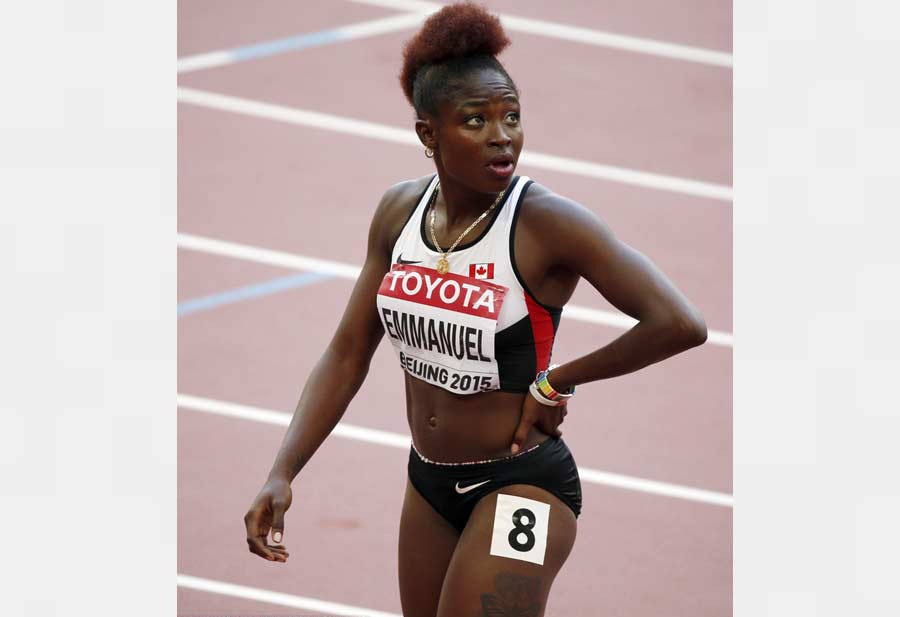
left=177, top=1, right=732, bottom=614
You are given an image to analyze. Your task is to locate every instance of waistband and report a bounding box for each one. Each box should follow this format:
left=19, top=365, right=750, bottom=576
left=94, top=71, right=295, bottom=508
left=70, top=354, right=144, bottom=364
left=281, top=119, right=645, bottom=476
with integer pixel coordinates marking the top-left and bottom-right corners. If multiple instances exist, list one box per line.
left=410, top=437, right=551, bottom=467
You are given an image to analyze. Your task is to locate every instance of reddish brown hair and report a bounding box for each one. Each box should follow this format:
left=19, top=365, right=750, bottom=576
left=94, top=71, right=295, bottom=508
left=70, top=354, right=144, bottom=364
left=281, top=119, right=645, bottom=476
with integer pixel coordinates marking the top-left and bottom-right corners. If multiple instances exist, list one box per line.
left=399, top=2, right=515, bottom=117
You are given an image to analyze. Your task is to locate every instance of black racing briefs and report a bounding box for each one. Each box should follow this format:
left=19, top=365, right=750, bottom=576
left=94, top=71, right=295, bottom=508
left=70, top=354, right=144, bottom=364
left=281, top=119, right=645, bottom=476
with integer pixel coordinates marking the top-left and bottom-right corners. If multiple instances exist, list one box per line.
left=407, top=436, right=582, bottom=534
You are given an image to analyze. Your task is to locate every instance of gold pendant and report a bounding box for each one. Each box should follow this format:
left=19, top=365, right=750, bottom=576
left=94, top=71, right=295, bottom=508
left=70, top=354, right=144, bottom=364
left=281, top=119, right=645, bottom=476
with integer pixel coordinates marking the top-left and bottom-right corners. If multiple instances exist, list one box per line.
left=436, top=257, right=449, bottom=274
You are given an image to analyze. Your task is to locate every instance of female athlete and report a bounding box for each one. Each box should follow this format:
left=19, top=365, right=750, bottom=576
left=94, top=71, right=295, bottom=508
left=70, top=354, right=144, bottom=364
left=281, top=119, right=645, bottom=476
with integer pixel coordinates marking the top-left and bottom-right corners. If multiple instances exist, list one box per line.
left=244, top=3, right=707, bottom=615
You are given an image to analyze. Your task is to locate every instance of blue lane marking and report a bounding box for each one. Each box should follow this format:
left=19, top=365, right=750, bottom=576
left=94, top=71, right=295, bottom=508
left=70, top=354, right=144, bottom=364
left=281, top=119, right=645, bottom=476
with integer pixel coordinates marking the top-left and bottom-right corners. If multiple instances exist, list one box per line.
left=225, top=29, right=344, bottom=64
left=178, top=272, right=331, bottom=317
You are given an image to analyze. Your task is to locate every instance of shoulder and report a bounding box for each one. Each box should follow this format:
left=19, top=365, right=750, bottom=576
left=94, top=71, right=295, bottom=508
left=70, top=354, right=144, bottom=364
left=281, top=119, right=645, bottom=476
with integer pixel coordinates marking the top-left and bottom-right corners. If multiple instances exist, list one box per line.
left=377, top=174, right=433, bottom=219
left=518, top=181, right=604, bottom=233
left=368, top=174, right=434, bottom=255
left=517, top=181, right=617, bottom=269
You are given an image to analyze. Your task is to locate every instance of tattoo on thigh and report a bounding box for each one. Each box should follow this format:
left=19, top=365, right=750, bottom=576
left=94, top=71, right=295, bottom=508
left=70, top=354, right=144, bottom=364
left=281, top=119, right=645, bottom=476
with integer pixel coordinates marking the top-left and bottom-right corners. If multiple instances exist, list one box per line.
left=478, top=571, right=543, bottom=617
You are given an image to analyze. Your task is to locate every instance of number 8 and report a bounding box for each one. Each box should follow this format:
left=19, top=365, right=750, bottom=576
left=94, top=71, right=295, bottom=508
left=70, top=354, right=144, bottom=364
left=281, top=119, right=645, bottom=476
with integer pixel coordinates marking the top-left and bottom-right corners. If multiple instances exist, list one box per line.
left=508, top=507, right=536, bottom=552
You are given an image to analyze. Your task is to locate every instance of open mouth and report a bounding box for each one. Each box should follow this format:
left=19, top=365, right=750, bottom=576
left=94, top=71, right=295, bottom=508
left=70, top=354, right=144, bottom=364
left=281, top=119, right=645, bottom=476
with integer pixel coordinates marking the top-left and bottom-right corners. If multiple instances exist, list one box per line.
left=489, top=161, right=514, bottom=173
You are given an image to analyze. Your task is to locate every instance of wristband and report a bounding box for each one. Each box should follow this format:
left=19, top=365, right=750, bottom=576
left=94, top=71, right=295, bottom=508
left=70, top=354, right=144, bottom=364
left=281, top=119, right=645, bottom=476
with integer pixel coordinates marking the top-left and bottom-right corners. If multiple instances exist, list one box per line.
left=529, top=364, right=574, bottom=406
left=529, top=380, right=565, bottom=406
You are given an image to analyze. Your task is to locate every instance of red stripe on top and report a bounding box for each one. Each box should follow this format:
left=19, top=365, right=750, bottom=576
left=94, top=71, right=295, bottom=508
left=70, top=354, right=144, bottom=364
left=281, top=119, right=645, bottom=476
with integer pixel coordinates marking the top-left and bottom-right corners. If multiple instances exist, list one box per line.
left=524, top=293, right=555, bottom=372
left=378, top=264, right=507, bottom=319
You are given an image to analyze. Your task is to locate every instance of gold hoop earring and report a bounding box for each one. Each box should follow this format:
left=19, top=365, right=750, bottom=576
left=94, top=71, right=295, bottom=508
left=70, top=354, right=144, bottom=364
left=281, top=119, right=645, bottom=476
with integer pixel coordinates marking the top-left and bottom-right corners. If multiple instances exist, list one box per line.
left=425, top=147, right=434, bottom=159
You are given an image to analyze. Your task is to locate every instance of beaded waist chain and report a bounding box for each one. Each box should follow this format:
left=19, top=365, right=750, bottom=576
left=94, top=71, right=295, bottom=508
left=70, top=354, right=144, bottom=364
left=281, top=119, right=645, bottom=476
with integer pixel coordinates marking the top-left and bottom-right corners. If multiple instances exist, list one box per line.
left=411, top=440, right=544, bottom=466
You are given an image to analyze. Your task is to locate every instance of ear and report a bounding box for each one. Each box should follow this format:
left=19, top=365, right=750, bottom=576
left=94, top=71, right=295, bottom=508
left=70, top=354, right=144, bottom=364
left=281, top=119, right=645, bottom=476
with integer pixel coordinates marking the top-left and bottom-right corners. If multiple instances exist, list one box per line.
left=415, top=117, right=437, bottom=151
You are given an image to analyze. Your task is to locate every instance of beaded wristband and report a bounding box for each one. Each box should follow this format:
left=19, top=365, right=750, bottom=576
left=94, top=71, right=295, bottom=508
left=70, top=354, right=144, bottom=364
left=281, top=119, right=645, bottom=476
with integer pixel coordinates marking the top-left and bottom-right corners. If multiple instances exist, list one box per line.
left=529, top=381, right=564, bottom=406
left=536, top=364, right=575, bottom=400
left=528, top=364, right=575, bottom=407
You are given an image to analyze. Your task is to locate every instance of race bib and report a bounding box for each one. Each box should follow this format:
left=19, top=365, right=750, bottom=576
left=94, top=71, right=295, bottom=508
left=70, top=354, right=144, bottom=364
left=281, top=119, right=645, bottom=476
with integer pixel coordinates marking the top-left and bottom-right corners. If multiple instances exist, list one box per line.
left=377, top=264, right=507, bottom=394
left=489, top=494, right=551, bottom=565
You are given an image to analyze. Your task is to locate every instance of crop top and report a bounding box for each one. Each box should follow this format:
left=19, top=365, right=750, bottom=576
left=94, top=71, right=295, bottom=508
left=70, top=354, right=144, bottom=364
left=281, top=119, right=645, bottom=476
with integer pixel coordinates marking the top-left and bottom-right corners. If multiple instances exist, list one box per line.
left=375, top=174, right=562, bottom=395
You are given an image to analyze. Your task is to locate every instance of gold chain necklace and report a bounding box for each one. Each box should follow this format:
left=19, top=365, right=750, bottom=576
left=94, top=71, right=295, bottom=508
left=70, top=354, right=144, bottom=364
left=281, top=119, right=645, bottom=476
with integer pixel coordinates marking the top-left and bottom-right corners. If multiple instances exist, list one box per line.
left=429, top=183, right=506, bottom=275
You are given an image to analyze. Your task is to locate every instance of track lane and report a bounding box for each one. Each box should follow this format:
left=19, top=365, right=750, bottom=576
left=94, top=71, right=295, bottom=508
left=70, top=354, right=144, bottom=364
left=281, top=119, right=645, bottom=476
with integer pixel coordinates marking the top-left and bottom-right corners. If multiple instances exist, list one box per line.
left=179, top=586, right=326, bottom=617
left=178, top=247, right=300, bottom=302
left=178, top=0, right=395, bottom=57
left=352, top=0, right=733, bottom=53
left=177, top=29, right=731, bottom=185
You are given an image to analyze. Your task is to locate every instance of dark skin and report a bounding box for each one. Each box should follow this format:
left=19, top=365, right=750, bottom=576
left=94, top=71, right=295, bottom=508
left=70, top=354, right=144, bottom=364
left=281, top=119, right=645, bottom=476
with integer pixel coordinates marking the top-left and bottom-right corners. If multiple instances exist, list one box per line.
left=243, top=67, right=707, bottom=565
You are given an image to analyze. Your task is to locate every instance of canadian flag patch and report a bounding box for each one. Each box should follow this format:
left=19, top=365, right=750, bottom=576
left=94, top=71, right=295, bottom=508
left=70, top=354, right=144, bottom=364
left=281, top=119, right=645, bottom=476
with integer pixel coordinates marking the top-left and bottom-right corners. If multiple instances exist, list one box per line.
left=469, top=263, right=494, bottom=279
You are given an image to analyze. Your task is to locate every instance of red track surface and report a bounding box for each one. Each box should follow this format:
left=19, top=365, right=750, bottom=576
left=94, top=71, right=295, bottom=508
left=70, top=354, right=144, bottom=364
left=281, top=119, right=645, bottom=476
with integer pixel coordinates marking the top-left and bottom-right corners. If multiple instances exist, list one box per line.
left=178, top=2, right=732, bottom=614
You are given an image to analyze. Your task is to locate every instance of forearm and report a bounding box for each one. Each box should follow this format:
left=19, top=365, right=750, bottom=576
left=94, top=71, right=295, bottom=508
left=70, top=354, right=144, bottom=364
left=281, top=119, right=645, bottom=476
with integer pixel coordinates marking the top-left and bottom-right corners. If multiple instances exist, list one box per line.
left=266, top=345, right=371, bottom=483
left=550, top=312, right=707, bottom=392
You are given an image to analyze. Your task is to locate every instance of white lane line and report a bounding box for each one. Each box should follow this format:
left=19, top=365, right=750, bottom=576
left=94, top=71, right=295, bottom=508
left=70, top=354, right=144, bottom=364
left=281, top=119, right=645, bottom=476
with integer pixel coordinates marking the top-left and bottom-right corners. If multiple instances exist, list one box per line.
left=562, top=304, right=733, bottom=347
left=178, top=232, right=363, bottom=279
left=178, top=574, right=402, bottom=617
left=178, top=393, right=410, bottom=449
left=177, top=232, right=734, bottom=348
left=177, top=50, right=233, bottom=74
left=348, top=0, right=732, bottom=68
left=177, top=87, right=733, bottom=202
left=178, top=393, right=733, bottom=508
left=520, top=150, right=732, bottom=202
left=177, top=13, right=427, bottom=73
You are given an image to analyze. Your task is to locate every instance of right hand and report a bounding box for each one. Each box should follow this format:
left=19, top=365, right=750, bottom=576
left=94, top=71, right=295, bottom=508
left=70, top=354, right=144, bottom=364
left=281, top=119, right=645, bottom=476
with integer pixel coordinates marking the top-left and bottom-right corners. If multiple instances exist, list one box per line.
left=244, top=477, right=293, bottom=562
left=510, top=393, right=568, bottom=454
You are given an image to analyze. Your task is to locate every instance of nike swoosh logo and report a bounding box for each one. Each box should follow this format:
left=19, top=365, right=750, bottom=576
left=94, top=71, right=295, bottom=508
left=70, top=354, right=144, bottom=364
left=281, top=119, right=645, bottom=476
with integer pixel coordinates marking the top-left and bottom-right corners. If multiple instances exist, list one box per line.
left=455, top=479, right=491, bottom=494
left=397, top=253, right=421, bottom=265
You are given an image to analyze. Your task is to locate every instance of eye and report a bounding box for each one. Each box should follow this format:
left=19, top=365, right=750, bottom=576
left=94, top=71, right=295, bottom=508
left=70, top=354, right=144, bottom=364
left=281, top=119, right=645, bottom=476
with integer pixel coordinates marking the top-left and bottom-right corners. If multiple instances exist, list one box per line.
left=506, top=112, right=520, bottom=124
left=465, top=115, right=484, bottom=126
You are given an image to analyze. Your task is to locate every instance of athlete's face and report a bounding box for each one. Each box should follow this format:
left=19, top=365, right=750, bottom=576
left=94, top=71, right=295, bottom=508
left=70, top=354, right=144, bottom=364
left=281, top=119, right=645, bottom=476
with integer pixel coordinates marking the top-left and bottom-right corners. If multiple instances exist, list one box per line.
left=427, top=68, right=524, bottom=194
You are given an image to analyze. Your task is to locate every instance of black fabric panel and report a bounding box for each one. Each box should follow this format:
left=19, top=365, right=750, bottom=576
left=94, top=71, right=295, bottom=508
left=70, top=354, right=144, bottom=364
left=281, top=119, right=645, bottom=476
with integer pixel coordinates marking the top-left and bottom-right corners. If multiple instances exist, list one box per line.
left=495, top=314, right=537, bottom=392
left=508, top=179, right=562, bottom=313
left=546, top=306, right=563, bottom=365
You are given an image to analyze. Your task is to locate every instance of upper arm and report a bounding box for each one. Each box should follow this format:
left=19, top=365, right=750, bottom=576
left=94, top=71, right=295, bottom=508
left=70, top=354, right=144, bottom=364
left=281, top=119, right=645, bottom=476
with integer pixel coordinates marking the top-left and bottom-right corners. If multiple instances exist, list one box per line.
left=527, top=185, right=705, bottom=327
left=327, top=180, right=418, bottom=363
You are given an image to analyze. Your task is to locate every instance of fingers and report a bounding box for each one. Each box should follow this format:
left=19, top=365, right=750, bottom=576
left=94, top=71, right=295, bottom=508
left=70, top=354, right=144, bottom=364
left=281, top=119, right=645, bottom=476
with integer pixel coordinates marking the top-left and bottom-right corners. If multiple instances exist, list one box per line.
left=244, top=510, right=271, bottom=560
left=244, top=481, right=293, bottom=563
left=510, top=411, right=534, bottom=455
left=269, top=545, right=290, bottom=559
left=246, top=535, right=282, bottom=561
left=555, top=404, right=567, bottom=436
left=270, top=498, right=287, bottom=544
left=245, top=508, right=288, bottom=563
left=554, top=401, right=567, bottom=422
left=248, top=538, right=289, bottom=562
left=533, top=403, right=565, bottom=437
left=543, top=412, right=563, bottom=437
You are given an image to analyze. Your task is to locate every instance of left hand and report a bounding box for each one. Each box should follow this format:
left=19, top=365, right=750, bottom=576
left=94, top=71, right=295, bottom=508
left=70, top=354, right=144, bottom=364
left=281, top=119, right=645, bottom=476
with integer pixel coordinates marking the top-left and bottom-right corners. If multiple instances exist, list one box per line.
left=510, top=393, right=568, bottom=454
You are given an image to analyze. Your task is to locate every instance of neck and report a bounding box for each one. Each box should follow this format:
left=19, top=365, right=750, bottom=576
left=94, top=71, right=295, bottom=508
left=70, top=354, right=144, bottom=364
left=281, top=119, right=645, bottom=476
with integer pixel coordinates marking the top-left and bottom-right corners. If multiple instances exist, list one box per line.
left=433, top=166, right=509, bottom=226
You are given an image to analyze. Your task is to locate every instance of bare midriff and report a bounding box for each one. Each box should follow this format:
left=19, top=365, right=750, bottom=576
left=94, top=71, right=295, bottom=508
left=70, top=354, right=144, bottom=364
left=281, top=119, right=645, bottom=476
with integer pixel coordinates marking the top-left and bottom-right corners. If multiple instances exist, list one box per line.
left=404, top=373, right=550, bottom=463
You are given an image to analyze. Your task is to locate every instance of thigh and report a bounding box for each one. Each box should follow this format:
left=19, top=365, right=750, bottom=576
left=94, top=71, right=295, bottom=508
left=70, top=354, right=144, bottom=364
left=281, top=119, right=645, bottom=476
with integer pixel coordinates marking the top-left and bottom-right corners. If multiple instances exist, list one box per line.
left=436, top=484, right=577, bottom=617
left=398, top=478, right=461, bottom=617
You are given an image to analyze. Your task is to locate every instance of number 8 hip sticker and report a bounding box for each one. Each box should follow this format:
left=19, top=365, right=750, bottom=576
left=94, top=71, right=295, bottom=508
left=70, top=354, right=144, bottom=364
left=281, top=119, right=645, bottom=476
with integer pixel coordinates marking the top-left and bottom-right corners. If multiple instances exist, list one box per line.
left=489, top=494, right=551, bottom=565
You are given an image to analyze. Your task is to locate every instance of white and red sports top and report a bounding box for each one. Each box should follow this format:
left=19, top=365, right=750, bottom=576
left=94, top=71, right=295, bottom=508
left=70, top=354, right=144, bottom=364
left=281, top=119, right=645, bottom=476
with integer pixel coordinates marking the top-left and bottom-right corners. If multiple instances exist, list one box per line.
left=376, top=174, right=562, bottom=395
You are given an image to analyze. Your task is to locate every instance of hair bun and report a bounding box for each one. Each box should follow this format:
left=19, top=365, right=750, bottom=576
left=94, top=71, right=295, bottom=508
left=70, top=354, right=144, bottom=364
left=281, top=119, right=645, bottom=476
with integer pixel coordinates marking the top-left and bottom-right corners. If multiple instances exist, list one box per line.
left=401, top=2, right=510, bottom=105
